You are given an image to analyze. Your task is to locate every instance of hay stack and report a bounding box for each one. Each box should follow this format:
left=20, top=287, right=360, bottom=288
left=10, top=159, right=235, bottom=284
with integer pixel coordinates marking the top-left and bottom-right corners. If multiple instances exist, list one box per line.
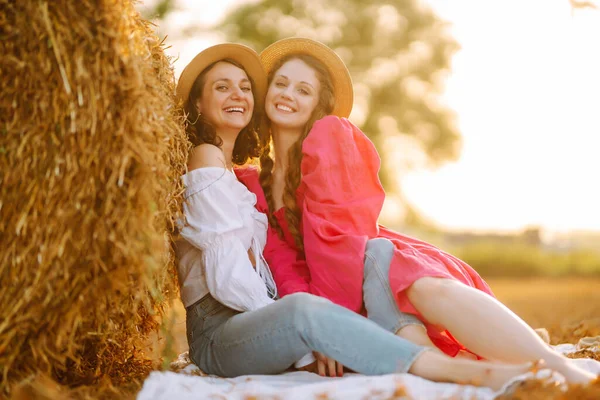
left=0, top=0, right=189, bottom=396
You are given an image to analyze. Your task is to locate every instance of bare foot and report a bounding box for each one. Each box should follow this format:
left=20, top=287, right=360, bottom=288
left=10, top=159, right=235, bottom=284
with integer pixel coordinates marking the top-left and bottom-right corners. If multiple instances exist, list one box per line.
left=547, top=359, right=597, bottom=384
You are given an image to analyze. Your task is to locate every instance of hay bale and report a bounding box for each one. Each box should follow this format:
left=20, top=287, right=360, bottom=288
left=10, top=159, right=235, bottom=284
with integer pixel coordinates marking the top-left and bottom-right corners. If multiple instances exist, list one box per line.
left=0, top=0, right=189, bottom=396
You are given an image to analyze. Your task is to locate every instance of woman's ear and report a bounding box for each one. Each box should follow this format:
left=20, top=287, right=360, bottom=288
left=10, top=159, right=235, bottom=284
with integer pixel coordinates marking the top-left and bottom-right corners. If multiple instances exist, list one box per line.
left=195, top=98, right=203, bottom=115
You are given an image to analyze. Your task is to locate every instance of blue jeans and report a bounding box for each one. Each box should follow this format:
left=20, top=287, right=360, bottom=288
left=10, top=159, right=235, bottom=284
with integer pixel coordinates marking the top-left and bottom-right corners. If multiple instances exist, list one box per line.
left=363, top=238, right=424, bottom=333
left=186, top=292, right=426, bottom=377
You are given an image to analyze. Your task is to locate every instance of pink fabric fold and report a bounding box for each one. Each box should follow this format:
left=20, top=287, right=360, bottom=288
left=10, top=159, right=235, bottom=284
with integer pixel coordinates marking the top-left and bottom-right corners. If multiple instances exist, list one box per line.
left=238, top=116, right=495, bottom=357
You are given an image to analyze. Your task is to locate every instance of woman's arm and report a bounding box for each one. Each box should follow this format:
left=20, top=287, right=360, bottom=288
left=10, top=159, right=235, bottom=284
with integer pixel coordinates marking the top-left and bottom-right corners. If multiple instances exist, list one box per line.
left=237, top=167, right=313, bottom=297
left=263, top=224, right=311, bottom=296
left=298, top=116, right=387, bottom=313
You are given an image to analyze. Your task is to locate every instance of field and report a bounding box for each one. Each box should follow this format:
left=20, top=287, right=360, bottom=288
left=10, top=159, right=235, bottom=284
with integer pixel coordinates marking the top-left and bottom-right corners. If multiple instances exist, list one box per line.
left=161, top=278, right=600, bottom=357
left=149, top=278, right=600, bottom=398
left=489, top=278, right=600, bottom=345
left=26, top=279, right=592, bottom=400
left=489, top=280, right=600, bottom=398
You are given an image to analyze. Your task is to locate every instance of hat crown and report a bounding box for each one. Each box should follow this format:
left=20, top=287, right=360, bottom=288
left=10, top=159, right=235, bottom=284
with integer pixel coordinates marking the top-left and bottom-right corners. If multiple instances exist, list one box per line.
left=176, top=43, right=267, bottom=107
left=260, top=38, right=353, bottom=119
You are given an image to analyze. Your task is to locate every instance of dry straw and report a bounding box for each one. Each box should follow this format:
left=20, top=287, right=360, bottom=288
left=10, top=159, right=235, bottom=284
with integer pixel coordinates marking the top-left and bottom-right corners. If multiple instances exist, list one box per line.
left=0, top=0, right=190, bottom=397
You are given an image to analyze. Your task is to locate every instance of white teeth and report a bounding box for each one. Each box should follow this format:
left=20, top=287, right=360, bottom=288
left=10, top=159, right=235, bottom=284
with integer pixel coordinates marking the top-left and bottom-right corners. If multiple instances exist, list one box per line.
left=225, top=107, right=244, bottom=113
left=276, top=104, right=293, bottom=112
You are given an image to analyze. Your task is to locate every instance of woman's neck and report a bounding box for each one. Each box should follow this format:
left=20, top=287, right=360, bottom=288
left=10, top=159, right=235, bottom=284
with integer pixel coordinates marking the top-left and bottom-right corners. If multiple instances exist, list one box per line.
left=217, top=129, right=239, bottom=170
left=272, top=125, right=302, bottom=173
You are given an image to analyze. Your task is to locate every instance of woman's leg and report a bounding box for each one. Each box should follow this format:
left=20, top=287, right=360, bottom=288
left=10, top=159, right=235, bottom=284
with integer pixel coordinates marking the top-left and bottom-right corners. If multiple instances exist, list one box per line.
left=195, top=292, right=532, bottom=390
left=407, top=277, right=596, bottom=383
left=363, top=238, right=437, bottom=348
left=195, top=292, right=425, bottom=376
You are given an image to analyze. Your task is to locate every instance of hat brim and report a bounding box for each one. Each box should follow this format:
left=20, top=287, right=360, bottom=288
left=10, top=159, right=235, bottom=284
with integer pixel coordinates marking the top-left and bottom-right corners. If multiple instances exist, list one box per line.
left=176, top=43, right=266, bottom=107
left=260, top=38, right=353, bottom=118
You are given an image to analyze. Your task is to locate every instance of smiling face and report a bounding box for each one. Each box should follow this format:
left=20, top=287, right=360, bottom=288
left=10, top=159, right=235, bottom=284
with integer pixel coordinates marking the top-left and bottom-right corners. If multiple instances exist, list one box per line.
left=265, top=58, right=321, bottom=132
left=195, top=61, right=254, bottom=135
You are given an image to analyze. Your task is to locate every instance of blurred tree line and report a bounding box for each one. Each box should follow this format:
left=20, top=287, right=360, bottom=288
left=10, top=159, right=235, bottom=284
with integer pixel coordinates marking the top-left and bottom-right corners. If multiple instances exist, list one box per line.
left=141, top=1, right=600, bottom=275
left=144, top=0, right=461, bottom=202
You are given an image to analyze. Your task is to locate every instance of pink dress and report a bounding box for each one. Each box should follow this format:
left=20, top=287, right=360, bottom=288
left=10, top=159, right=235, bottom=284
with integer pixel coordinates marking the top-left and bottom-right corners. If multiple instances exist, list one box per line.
left=237, top=116, right=494, bottom=357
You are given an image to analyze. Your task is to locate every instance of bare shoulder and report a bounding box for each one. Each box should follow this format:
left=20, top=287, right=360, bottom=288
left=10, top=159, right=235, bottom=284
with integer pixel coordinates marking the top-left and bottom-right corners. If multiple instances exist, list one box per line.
left=187, top=144, right=226, bottom=171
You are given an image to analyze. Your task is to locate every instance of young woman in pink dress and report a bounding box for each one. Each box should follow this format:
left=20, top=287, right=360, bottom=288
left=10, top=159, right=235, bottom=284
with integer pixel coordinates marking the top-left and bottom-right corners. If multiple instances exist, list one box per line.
left=243, top=37, right=595, bottom=384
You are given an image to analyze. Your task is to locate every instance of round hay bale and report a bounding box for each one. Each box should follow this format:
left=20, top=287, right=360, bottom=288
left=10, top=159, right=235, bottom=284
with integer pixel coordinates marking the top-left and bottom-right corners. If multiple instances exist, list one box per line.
left=0, top=0, right=189, bottom=396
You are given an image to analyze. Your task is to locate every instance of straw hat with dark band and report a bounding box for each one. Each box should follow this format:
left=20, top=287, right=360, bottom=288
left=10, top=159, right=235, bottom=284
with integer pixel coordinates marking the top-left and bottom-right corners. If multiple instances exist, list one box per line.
left=176, top=43, right=267, bottom=105
left=260, top=38, right=354, bottom=118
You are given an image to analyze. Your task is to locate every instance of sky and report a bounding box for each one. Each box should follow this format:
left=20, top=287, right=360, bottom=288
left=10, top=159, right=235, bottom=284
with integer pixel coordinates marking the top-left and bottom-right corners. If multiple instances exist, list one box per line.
left=402, top=0, right=600, bottom=233
left=141, top=0, right=600, bottom=233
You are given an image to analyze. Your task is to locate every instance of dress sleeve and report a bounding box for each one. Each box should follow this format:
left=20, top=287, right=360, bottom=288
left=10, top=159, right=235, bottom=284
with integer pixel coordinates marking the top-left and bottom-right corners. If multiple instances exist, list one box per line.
left=263, top=224, right=311, bottom=296
left=299, top=116, right=386, bottom=313
left=179, top=168, right=274, bottom=311
left=235, top=167, right=313, bottom=298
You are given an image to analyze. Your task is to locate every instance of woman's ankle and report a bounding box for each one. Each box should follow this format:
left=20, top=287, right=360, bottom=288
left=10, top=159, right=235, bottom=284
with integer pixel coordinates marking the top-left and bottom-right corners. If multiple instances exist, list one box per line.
left=395, top=324, right=436, bottom=347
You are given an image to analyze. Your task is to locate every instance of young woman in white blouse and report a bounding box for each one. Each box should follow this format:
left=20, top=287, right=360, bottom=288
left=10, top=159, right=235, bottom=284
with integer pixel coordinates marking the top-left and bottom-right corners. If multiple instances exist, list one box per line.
left=172, top=43, right=534, bottom=389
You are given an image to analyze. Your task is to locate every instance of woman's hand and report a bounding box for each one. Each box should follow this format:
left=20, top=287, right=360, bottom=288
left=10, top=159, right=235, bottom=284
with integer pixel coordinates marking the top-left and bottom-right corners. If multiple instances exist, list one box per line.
left=298, top=351, right=344, bottom=377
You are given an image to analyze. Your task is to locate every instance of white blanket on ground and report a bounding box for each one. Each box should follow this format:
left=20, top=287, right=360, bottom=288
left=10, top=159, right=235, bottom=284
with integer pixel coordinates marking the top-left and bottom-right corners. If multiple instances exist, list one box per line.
left=137, top=342, right=600, bottom=400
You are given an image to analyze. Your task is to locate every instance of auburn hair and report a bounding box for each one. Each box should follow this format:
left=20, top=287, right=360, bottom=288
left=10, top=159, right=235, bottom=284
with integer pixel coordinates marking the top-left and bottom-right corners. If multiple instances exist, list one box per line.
left=259, top=54, right=335, bottom=251
left=184, top=58, right=262, bottom=165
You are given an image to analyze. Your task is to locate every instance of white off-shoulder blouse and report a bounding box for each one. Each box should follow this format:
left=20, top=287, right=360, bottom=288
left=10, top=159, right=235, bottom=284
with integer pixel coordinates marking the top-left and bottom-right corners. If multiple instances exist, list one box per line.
left=175, top=167, right=277, bottom=311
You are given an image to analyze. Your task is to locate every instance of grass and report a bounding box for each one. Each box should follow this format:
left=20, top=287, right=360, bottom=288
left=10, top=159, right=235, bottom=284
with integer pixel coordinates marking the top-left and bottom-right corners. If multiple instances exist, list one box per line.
left=160, top=277, right=600, bottom=356
left=454, top=242, right=600, bottom=278
left=140, top=277, right=600, bottom=399
left=488, top=277, right=600, bottom=344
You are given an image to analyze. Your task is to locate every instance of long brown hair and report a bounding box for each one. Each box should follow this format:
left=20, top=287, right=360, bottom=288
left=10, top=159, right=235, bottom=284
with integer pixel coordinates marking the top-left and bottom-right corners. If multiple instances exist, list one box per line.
left=184, top=59, right=262, bottom=165
left=259, top=54, right=335, bottom=251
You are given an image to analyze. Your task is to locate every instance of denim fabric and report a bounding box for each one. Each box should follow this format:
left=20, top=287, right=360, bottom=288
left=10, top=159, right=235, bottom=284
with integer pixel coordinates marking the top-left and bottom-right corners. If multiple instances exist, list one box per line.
left=363, top=238, right=424, bottom=333
left=186, top=292, right=426, bottom=377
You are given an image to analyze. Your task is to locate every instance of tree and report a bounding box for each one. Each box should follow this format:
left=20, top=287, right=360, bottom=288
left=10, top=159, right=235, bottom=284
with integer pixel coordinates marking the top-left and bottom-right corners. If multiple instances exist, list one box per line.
left=220, top=0, right=462, bottom=189
left=140, top=0, right=177, bottom=20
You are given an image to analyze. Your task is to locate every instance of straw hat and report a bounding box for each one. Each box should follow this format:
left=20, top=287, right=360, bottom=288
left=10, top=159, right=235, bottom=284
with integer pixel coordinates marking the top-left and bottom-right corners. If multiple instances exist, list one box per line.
left=176, top=43, right=267, bottom=105
left=260, top=38, right=353, bottom=118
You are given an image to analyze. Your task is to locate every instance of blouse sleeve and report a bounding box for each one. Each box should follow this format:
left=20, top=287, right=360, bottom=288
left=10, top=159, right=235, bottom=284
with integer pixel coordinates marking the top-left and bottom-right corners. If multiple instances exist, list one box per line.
left=299, top=116, right=386, bottom=313
left=179, top=168, right=274, bottom=311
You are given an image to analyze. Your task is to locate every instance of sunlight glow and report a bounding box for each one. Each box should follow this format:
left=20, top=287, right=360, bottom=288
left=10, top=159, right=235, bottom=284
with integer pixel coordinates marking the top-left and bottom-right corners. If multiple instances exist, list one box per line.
left=144, top=0, right=600, bottom=233
left=402, top=0, right=600, bottom=233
